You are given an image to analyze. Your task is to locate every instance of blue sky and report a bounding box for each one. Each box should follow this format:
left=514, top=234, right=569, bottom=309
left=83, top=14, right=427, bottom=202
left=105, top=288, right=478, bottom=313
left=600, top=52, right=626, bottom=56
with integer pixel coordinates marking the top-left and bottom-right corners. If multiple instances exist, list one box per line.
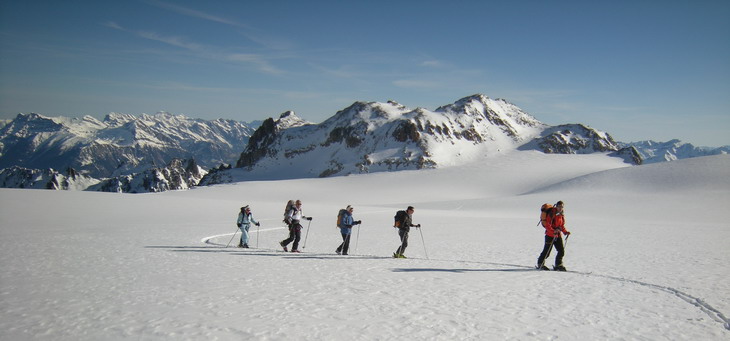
left=1, top=0, right=728, bottom=146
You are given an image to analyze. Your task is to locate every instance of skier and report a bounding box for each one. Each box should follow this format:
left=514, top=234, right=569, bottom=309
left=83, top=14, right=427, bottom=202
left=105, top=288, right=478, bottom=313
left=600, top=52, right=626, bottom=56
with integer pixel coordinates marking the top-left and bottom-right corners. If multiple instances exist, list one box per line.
left=335, top=205, right=361, bottom=255
left=236, top=205, right=260, bottom=248
left=536, top=201, right=571, bottom=271
left=280, top=200, right=311, bottom=253
left=393, top=206, right=420, bottom=258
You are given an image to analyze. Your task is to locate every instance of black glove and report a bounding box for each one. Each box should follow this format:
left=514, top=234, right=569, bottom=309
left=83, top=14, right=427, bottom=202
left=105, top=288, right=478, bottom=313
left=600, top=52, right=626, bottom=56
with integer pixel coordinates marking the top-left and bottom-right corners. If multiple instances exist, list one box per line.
left=416, top=224, right=421, bottom=228
left=355, top=220, right=362, bottom=225
left=256, top=222, right=261, bottom=227
left=306, top=217, right=313, bottom=221
left=237, top=223, right=242, bottom=228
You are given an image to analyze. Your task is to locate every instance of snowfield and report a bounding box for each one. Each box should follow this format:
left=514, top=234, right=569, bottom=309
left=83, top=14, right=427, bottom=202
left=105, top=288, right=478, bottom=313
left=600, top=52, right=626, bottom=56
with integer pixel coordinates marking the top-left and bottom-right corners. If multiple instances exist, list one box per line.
left=1, top=152, right=728, bottom=340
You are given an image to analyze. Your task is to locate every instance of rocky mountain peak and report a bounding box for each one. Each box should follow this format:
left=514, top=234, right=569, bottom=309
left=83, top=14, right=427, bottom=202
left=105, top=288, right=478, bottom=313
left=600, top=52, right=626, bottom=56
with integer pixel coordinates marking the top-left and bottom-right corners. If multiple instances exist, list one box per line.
left=276, top=111, right=310, bottom=129
left=521, top=123, right=616, bottom=152
left=220, top=95, right=550, bottom=182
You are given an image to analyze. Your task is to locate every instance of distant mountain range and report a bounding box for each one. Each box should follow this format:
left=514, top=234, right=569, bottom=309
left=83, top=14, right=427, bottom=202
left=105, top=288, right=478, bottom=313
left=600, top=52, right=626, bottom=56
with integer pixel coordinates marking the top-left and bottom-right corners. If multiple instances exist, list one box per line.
left=1, top=94, right=726, bottom=192
left=0, top=112, right=255, bottom=178
left=620, top=139, right=729, bottom=164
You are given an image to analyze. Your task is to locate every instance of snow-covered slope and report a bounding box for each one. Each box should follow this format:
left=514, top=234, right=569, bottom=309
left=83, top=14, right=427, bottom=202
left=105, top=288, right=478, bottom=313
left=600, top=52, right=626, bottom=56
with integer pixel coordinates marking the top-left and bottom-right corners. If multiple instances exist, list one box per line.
left=0, top=112, right=255, bottom=178
left=1, top=153, right=728, bottom=339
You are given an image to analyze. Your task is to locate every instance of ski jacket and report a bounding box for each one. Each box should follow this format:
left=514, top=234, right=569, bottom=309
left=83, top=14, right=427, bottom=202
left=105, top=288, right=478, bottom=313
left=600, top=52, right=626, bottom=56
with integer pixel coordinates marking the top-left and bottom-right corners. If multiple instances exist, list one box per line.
left=340, top=211, right=355, bottom=235
left=237, top=212, right=258, bottom=227
left=543, top=211, right=568, bottom=238
left=398, top=213, right=416, bottom=232
left=287, top=206, right=304, bottom=223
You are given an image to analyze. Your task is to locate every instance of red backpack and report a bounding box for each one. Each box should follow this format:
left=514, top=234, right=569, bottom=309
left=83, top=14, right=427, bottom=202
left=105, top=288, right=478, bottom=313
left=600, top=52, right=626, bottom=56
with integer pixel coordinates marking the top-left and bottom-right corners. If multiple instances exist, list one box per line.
left=538, top=203, right=554, bottom=227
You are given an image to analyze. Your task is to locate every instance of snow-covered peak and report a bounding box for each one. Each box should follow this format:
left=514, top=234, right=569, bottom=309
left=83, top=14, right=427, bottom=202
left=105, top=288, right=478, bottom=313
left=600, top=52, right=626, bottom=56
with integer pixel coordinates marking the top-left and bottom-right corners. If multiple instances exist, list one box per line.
left=276, top=111, right=310, bottom=129
left=103, top=112, right=138, bottom=126
left=520, top=123, right=621, bottom=155
left=215, top=95, right=550, bottom=182
left=322, top=101, right=411, bottom=131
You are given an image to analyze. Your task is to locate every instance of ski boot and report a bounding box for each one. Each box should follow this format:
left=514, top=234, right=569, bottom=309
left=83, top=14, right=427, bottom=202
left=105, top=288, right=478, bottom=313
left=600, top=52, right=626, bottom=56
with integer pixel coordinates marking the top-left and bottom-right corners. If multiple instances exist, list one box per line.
left=553, top=265, right=567, bottom=272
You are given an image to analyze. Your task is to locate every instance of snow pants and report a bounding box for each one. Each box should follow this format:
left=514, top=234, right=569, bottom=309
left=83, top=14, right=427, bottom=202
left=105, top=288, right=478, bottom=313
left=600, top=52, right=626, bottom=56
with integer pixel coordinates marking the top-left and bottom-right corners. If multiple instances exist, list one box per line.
left=282, top=224, right=302, bottom=251
left=537, top=235, right=565, bottom=268
left=239, top=223, right=251, bottom=245
left=336, top=231, right=352, bottom=255
left=395, top=228, right=409, bottom=255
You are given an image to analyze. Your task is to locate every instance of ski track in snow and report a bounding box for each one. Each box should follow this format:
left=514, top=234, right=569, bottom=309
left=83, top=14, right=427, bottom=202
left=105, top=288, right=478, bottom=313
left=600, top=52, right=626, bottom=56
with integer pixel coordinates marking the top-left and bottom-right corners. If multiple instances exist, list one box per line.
left=200, top=227, right=286, bottom=245
left=201, top=231, right=730, bottom=332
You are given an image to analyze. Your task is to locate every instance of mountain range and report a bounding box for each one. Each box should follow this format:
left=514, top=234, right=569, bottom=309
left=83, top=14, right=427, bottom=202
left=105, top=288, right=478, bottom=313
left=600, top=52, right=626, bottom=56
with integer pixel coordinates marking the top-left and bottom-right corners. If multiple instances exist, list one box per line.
left=201, top=95, right=638, bottom=184
left=1, top=94, right=726, bottom=192
left=621, top=139, right=729, bottom=164
left=0, top=112, right=255, bottom=178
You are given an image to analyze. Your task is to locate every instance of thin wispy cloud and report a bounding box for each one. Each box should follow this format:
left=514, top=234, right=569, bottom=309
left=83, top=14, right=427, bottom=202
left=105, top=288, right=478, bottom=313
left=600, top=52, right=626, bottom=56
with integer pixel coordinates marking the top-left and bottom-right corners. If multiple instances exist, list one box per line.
left=308, top=63, right=363, bottom=79
left=137, top=31, right=202, bottom=51
left=420, top=60, right=446, bottom=68
left=105, top=21, right=200, bottom=51
left=393, top=79, right=439, bottom=89
left=104, top=21, right=123, bottom=30
left=103, top=21, right=281, bottom=74
left=145, top=0, right=244, bottom=27
left=227, top=54, right=283, bottom=75
left=146, top=1, right=298, bottom=54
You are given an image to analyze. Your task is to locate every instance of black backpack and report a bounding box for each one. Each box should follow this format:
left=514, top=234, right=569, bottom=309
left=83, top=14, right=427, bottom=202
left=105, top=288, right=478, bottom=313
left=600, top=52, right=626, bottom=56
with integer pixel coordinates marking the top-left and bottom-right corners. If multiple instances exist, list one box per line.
left=393, top=210, right=407, bottom=228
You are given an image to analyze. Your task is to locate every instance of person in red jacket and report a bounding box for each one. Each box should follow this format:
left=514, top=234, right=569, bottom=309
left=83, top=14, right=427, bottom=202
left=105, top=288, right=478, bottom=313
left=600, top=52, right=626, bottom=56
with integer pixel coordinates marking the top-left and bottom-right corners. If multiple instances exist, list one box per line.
left=536, top=201, right=571, bottom=271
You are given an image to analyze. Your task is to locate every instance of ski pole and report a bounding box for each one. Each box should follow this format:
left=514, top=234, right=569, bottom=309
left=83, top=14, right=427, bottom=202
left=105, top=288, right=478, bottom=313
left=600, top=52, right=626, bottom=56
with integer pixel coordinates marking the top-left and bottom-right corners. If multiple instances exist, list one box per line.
left=302, top=219, right=313, bottom=248
left=354, top=224, right=361, bottom=254
left=563, top=234, right=570, bottom=250
left=225, top=226, right=240, bottom=248
left=417, top=225, right=429, bottom=260
left=256, top=223, right=260, bottom=248
left=537, top=236, right=557, bottom=269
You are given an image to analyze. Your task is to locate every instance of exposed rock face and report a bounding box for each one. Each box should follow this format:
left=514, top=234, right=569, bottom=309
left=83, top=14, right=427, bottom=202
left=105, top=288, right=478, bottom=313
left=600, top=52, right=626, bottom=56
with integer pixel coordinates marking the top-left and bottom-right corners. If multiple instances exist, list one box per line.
left=610, top=146, right=643, bottom=165
left=522, top=124, right=620, bottom=154
left=0, top=166, right=100, bottom=190
left=89, top=159, right=207, bottom=193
